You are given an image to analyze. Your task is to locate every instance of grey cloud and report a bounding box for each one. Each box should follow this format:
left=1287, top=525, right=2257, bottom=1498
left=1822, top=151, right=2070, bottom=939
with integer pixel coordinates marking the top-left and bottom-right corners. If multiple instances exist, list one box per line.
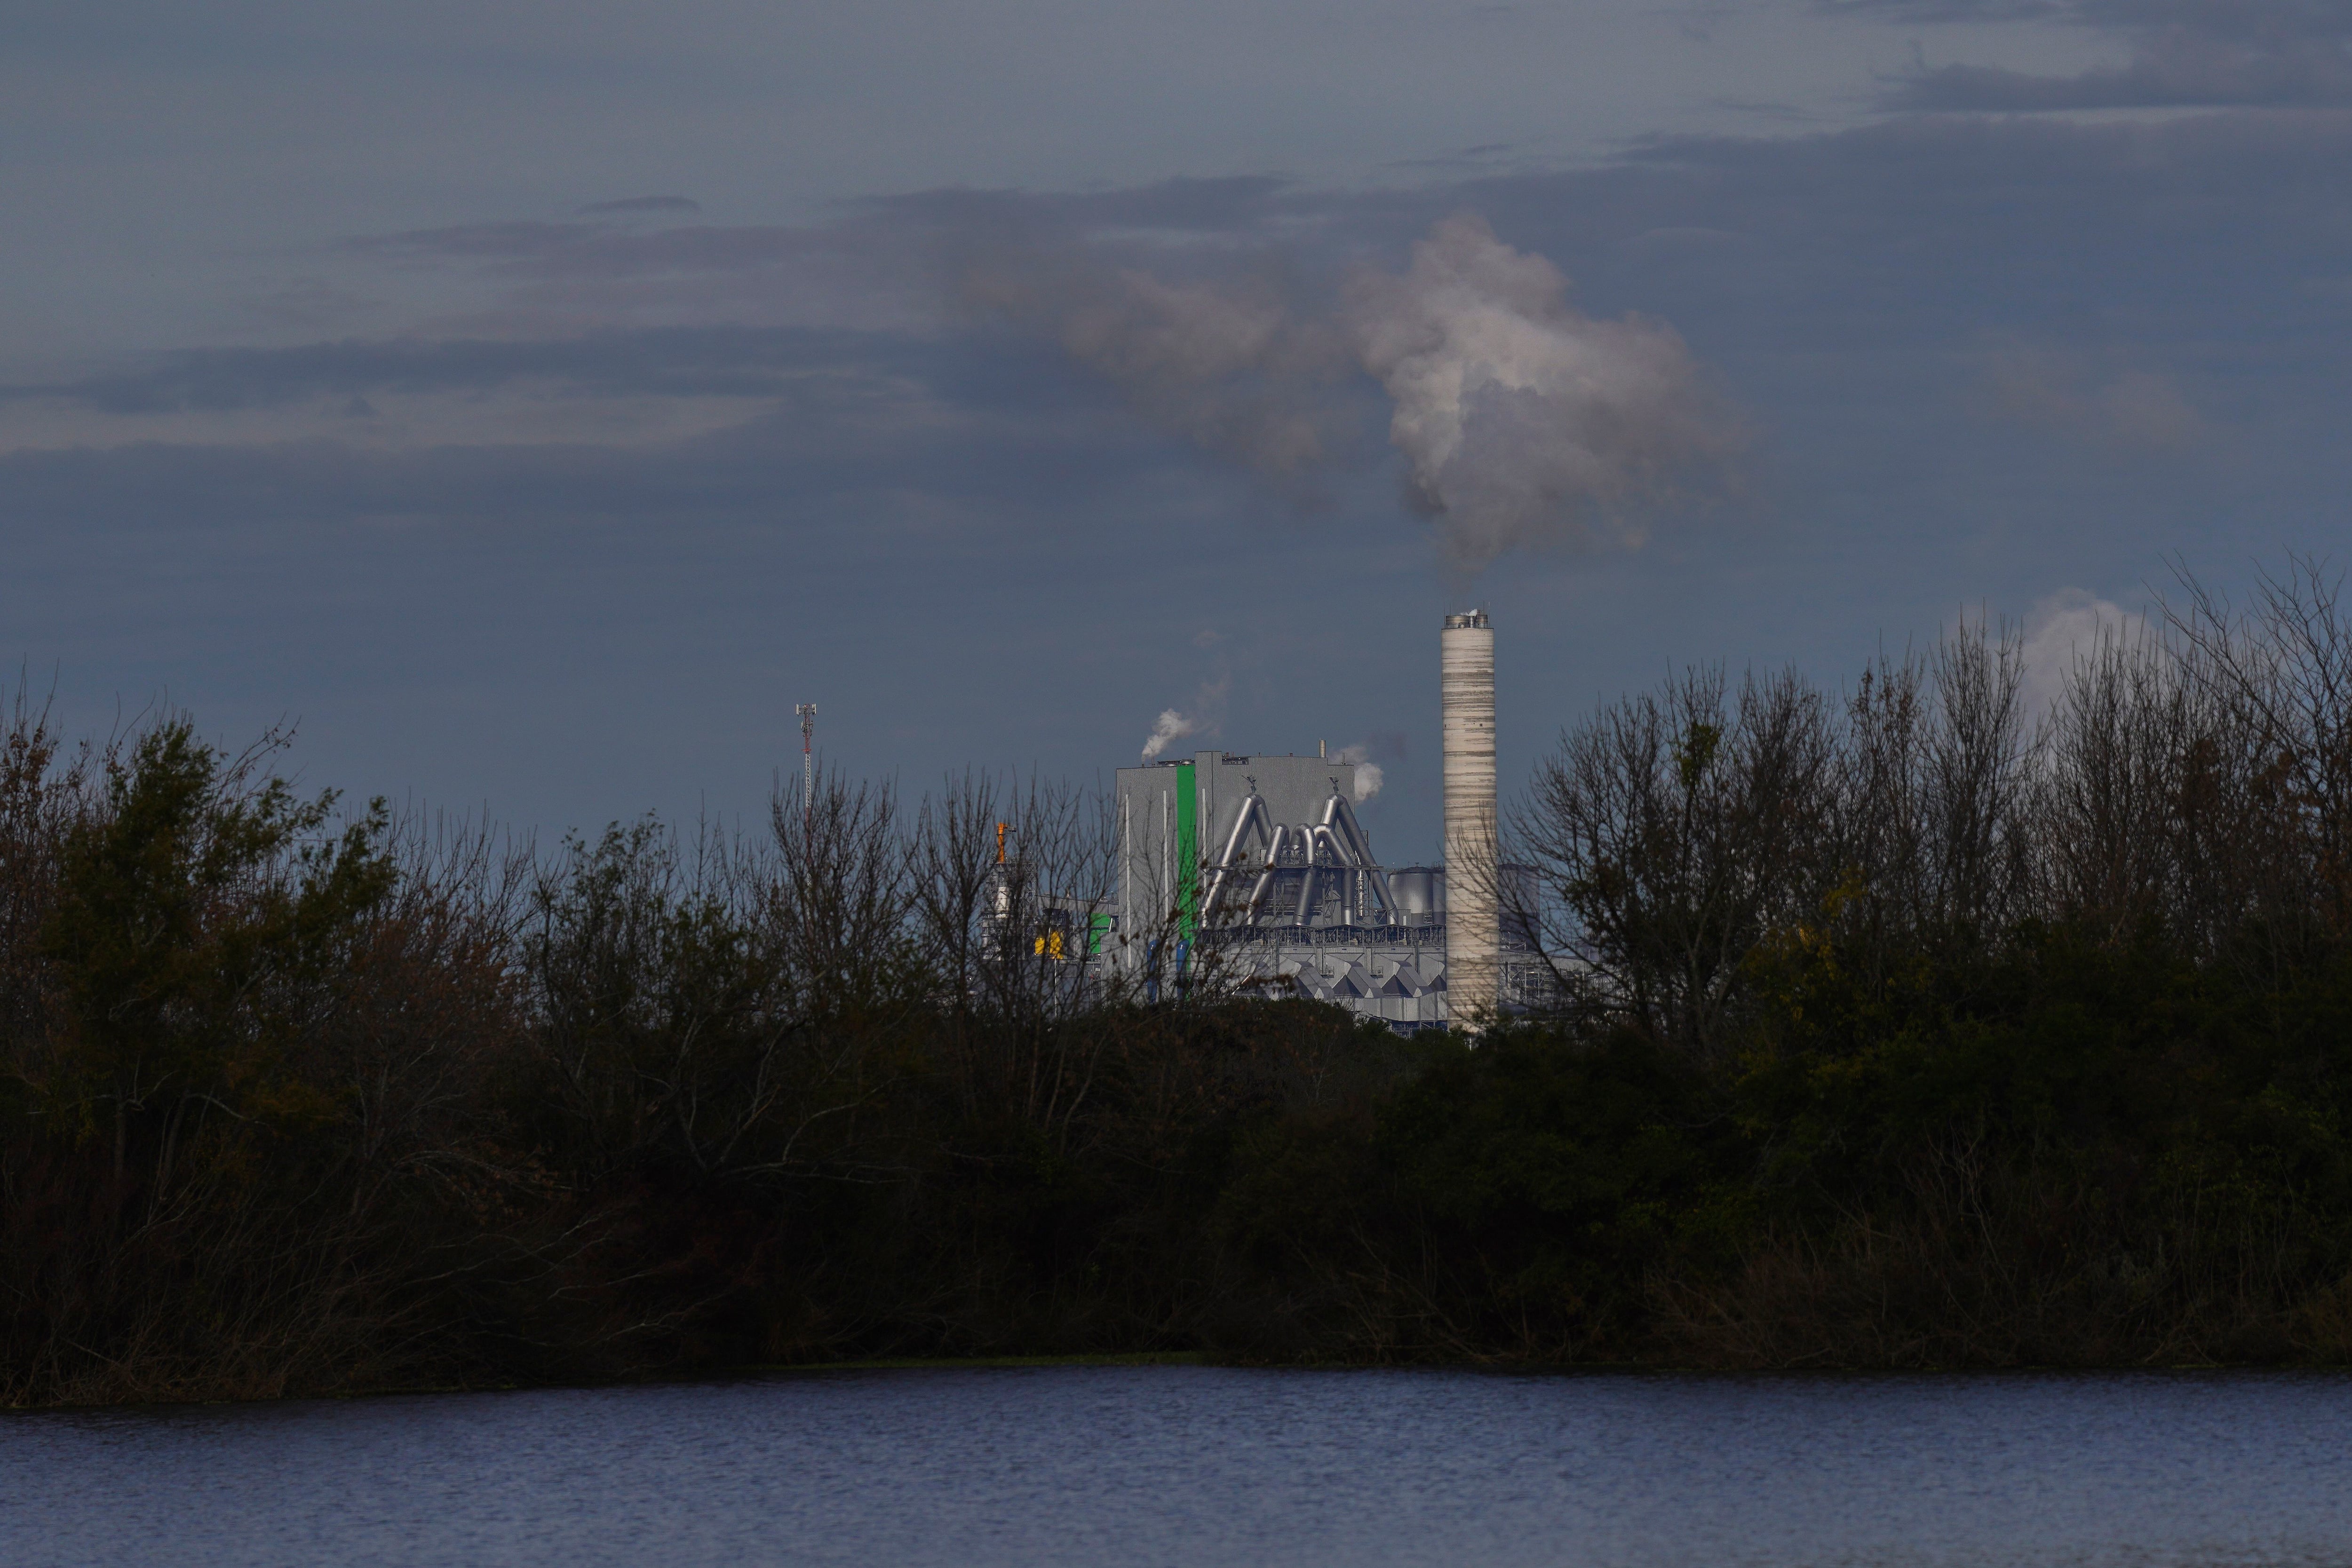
left=237, top=276, right=390, bottom=333
left=349, top=220, right=847, bottom=279
left=846, top=110, right=2352, bottom=370
left=861, top=175, right=1307, bottom=236
left=345, top=179, right=1340, bottom=341
left=19, top=107, right=2331, bottom=548
left=2074, top=2, right=2352, bottom=43
left=1483, top=110, right=2352, bottom=354
left=17, top=110, right=2345, bottom=537
left=0, top=334, right=1191, bottom=536
left=1824, top=0, right=2346, bottom=28
left=40, top=109, right=2352, bottom=450
left=1815, top=1, right=2064, bottom=17
left=3, top=329, right=926, bottom=415
left=1895, top=32, right=2352, bottom=109
left=579, top=196, right=701, bottom=214
left=337, top=210, right=949, bottom=337
left=1877, top=0, right=2352, bottom=110
left=1978, top=341, right=2208, bottom=448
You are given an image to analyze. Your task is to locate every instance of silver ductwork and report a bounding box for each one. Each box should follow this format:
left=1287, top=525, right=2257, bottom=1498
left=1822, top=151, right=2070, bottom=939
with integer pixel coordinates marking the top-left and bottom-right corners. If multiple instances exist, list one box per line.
left=1203, top=792, right=1402, bottom=929
left=1110, top=748, right=1490, bottom=1029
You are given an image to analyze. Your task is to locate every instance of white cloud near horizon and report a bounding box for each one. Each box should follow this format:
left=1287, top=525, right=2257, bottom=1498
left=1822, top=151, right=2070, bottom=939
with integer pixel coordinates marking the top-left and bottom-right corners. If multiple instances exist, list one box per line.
left=2021, top=587, right=2143, bottom=715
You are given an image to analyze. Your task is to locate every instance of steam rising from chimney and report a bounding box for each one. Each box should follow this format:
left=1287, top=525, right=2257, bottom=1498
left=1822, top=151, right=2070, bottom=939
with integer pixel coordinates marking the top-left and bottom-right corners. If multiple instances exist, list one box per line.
left=966, top=212, right=1740, bottom=575
left=962, top=253, right=1346, bottom=478
left=1335, top=744, right=1383, bottom=800
left=1140, top=707, right=1198, bottom=761
left=1349, top=214, right=1740, bottom=571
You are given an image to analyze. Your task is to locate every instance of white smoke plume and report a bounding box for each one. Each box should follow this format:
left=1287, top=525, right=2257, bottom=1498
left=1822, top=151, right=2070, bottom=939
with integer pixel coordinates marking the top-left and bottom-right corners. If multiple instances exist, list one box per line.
left=962, top=250, right=1348, bottom=478
left=1346, top=214, right=1742, bottom=571
left=1335, top=744, right=1384, bottom=801
left=966, top=213, right=1740, bottom=576
left=1139, top=675, right=1230, bottom=760
left=1140, top=708, right=1198, bottom=761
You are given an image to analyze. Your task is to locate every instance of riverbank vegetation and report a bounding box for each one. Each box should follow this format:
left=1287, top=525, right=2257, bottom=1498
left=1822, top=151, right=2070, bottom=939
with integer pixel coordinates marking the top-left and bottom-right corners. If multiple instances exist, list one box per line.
left=9, top=561, right=2352, bottom=1405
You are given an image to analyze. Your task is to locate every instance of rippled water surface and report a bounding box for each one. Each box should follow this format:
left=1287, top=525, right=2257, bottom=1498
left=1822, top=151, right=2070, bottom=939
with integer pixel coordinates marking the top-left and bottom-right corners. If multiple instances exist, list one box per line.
left=8, top=1367, right=2352, bottom=1567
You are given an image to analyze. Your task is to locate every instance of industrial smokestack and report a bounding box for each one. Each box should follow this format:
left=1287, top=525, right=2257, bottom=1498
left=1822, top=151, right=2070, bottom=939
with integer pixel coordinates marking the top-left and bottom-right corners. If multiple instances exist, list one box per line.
left=1441, top=610, right=1499, bottom=1023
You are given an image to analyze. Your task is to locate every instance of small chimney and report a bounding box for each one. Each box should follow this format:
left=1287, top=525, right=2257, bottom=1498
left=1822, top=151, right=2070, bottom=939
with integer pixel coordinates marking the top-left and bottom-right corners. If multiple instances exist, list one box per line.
left=1441, top=610, right=1498, bottom=1022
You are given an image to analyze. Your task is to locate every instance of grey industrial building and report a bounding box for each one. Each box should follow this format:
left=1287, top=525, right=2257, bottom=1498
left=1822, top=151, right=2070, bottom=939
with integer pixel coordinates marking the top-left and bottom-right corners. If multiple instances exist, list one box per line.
left=1064, top=610, right=1547, bottom=1029
left=1097, top=743, right=1546, bottom=1028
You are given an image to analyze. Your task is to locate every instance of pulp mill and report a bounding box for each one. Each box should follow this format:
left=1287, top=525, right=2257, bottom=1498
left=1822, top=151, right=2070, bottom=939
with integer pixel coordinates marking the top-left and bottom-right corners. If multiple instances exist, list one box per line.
left=1096, top=610, right=1542, bottom=1028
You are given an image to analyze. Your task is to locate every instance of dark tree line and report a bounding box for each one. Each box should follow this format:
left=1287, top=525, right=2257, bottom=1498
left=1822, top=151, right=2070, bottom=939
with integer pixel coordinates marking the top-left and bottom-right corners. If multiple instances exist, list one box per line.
left=1515, top=561, right=2352, bottom=1041
left=1499, top=561, right=2352, bottom=1362
left=8, top=561, right=2352, bottom=1406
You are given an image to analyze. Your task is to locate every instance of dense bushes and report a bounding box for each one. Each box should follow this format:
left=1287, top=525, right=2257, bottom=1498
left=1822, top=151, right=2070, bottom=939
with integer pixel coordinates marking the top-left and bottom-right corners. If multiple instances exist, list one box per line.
left=10, top=562, right=2352, bottom=1406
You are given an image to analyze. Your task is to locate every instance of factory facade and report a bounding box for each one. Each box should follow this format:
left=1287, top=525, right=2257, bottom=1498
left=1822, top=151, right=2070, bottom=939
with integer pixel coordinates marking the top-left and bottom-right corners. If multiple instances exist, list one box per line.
left=1088, top=610, right=1547, bottom=1028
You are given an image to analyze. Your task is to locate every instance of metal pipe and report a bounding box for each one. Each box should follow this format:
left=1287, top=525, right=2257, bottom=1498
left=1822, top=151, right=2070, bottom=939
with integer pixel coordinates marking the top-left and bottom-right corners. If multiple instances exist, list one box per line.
left=1245, top=824, right=1290, bottom=923
left=1330, top=794, right=1398, bottom=924
left=1311, top=796, right=1345, bottom=927
left=1308, top=823, right=1358, bottom=927
left=1293, top=813, right=1348, bottom=929
left=1201, top=793, right=1267, bottom=919
left=1300, top=797, right=1358, bottom=926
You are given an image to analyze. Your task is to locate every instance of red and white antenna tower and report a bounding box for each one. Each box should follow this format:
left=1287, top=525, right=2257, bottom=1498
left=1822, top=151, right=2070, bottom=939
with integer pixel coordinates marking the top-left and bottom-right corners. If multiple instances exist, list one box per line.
left=795, top=702, right=816, bottom=848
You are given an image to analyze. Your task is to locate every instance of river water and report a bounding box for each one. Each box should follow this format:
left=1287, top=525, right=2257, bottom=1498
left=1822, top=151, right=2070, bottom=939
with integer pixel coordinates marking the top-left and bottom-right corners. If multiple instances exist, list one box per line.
left=7, top=1366, right=2352, bottom=1567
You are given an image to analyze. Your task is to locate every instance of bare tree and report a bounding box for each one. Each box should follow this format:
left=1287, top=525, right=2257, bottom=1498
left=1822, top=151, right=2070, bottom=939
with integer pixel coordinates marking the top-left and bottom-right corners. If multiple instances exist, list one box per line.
left=910, top=771, right=1126, bottom=1150
left=2163, top=555, right=2352, bottom=964
left=1920, top=618, right=2036, bottom=941
left=2037, top=619, right=2181, bottom=942
left=1517, top=665, right=1837, bottom=1054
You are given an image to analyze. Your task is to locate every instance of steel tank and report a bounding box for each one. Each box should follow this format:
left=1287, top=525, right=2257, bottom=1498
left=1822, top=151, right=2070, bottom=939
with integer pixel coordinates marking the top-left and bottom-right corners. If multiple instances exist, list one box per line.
left=1388, top=866, right=1445, bottom=920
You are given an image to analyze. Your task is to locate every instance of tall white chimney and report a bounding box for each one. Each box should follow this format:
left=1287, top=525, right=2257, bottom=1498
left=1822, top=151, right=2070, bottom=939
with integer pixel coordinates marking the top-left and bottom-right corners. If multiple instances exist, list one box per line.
left=1441, top=610, right=1498, bottom=1023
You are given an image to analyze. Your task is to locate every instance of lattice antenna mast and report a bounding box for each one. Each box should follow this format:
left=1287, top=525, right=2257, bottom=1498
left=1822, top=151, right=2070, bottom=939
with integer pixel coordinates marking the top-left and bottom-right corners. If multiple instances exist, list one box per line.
left=795, top=703, right=817, bottom=849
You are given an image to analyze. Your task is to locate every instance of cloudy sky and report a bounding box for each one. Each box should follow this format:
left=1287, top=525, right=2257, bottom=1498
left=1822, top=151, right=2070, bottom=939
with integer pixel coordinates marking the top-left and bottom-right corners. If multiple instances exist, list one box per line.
left=6, top=0, right=2350, bottom=857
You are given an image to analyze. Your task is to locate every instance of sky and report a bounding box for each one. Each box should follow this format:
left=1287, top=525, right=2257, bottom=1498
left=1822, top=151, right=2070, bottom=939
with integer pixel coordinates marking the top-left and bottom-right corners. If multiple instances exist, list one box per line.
left=6, top=0, right=2351, bottom=861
